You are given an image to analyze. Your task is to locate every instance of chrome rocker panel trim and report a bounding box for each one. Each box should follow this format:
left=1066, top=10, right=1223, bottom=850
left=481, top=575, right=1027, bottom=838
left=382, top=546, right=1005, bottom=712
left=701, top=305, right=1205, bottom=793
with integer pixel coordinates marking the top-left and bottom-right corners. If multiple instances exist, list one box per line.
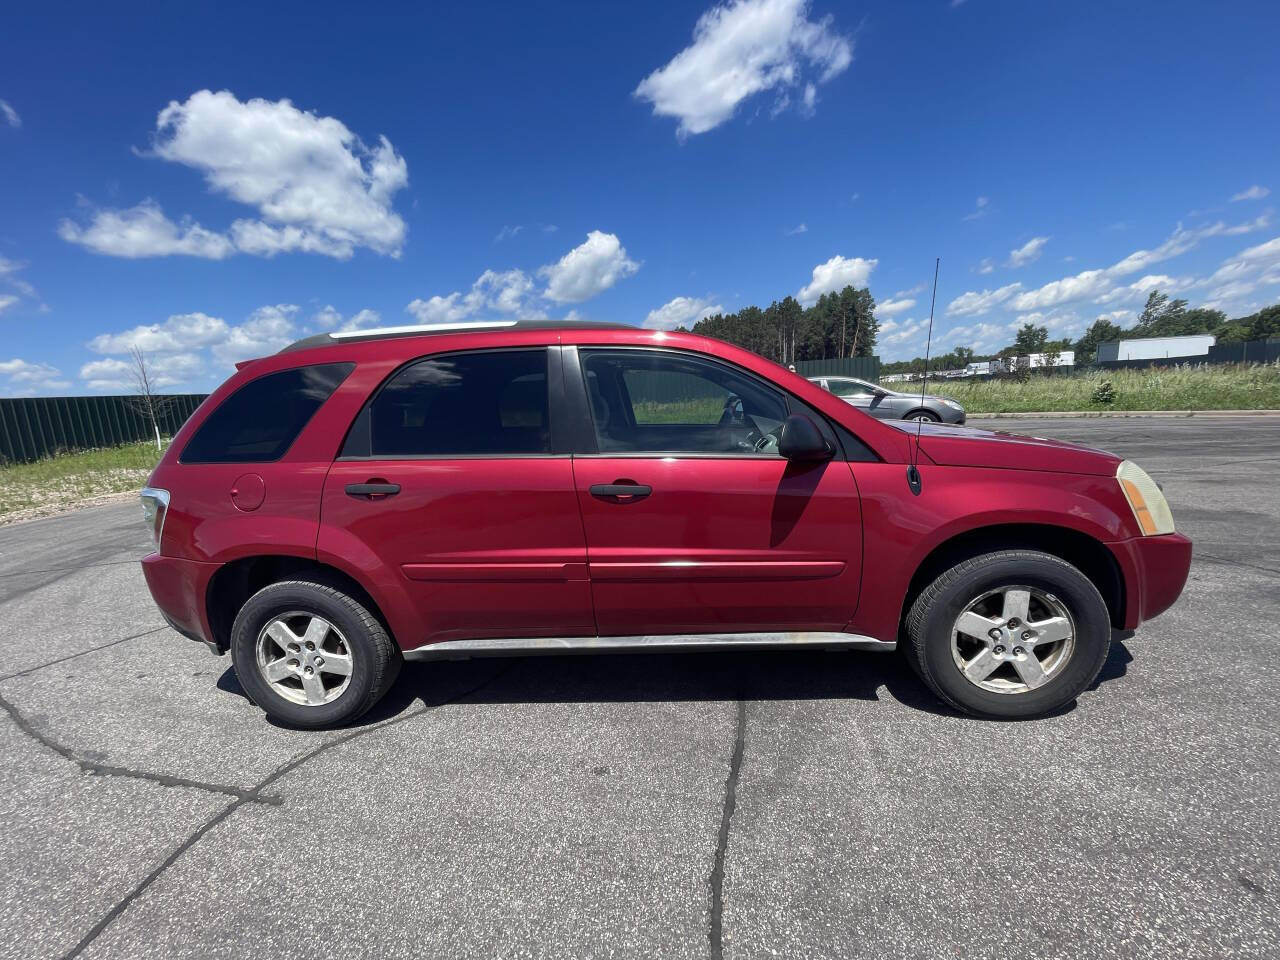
left=404, top=632, right=895, bottom=661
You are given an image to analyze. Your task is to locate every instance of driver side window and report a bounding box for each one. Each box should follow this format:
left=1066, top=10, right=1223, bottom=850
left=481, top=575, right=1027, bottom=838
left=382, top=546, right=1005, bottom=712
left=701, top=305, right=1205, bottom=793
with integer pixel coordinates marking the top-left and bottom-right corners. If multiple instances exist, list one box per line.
left=579, top=349, right=788, bottom=456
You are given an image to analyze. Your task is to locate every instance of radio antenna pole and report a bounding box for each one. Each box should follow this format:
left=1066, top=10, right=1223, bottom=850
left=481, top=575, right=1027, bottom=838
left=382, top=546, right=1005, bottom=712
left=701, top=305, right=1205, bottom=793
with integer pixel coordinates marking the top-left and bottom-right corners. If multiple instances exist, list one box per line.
left=906, top=257, right=940, bottom=496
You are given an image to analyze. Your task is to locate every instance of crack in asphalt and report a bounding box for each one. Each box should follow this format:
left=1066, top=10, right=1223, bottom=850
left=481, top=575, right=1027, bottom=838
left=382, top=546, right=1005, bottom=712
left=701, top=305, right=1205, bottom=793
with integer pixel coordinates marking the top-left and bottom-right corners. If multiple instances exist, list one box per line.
left=1195, top=552, right=1280, bottom=578
left=59, top=666, right=509, bottom=960
left=0, top=685, right=276, bottom=804
left=0, top=625, right=168, bottom=682
left=709, top=699, right=746, bottom=960
left=0, top=557, right=143, bottom=581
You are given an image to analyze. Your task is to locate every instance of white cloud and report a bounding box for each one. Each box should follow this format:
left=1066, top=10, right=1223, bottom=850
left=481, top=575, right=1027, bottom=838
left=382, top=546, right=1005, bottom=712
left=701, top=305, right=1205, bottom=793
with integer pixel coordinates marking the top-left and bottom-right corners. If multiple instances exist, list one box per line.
left=0, top=100, right=19, bottom=128
left=0, top=359, right=69, bottom=395
left=212, top=304, right=299, bottom=365
left=407, top=268, right=542, bottom=323
left=977, top=258, right=995, bottom=274
left=0, top=294, right=17, bottom=314
left=1231, top=185, right=1270, bottom=202
left=644, top=296, right=724, bottom=330
left=1010, top=270, right=1111, bottom=312
left=61, top=90, right=409, bottom=260
left=945, top=281, right=1022, bottom=317
left=876, top=297, right=915, bottom=318
left=0, top=255, right=36, bottom=298
left=796, top=254, right=877, bottom=305
left=785, top=222, right=808, bottom=235
left=59, top=200, right=235, bottom=259
left=1007, top=236, right=1049, bottom=268
left=634, top=0, right=852, bottom=137
left=541, top=231, right=640, bottom=304
left=338, top=309, right=382, bottom=332
left=962, top=196, right=989, bottom=221
left=311, top=305, right=344, bottom=330
left=79, top=353, right=204, bottom=392
left=495, top=224, right=523, bottom=242
left=88, top=312, right=229, bottom=354
left=1201, top=235, right=1280, bottom=306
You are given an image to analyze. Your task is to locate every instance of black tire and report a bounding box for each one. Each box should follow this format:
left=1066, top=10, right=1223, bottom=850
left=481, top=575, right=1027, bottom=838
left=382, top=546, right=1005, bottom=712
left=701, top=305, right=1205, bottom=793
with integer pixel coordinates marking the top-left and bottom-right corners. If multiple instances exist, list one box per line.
left=905, top=409, right=940, bottom=422
left=905, top=550, right=1111, bottom=719
left=231, top=579, right=401, bottom=729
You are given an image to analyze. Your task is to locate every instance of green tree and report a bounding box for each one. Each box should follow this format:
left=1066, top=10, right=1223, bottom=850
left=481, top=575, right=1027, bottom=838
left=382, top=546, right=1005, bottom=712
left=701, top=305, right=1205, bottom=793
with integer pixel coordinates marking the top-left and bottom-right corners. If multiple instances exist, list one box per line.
left=1074, top=317, right=1125, bottom=363
left=1013, top=322, right=1049, bottom=354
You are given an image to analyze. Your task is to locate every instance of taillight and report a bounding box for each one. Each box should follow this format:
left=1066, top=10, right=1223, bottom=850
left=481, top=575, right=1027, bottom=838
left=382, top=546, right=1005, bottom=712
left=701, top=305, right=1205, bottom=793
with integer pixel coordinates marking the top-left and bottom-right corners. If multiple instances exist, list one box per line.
left=140, top=487, right=171, bottom=552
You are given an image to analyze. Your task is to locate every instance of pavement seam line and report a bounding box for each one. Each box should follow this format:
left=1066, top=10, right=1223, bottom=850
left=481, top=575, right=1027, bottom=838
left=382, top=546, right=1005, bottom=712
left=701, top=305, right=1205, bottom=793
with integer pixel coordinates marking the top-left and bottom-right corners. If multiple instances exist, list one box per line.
left=0, top=625, right=169, bottom=682
left=0, top=557, right=143, bottom=581
left=709, top=699, right=746, bottom=960
left=1194, top=552, right=1280, bottom=578
left=59, top=665, right=509, bottom=960
left=0, top=687, right=277, bottom=804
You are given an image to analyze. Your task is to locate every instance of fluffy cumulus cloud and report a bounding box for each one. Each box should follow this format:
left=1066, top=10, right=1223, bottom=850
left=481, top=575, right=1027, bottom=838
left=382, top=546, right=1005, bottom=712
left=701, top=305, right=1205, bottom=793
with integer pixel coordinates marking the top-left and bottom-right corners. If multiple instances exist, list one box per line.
left=79, top=353, right=205, bottom=392
left=407, top=268, right=542, bottom=323
left=0, top=359, right=70, bottom=395
left=88, top=311, right=229, bottom=354
left=875, top=297, right=915, bottom=318
left=644, top=296, right=724, bottom=330
left=1007, top=236, right=1049, bottom=268
left=312, top=305, right=383, bottom=332
left=211, top=304, right=299, bottom=365
left=540, top=231, right=640, bottom=304
left=60, top=90, right=409, bottom=260
left=58, top=201, right=235, bottom=259
left=945, top=281, right=1022, bottom=317
left=634, top=0, right=852, bottom=137
left=797, top=254, right=876, bottom=305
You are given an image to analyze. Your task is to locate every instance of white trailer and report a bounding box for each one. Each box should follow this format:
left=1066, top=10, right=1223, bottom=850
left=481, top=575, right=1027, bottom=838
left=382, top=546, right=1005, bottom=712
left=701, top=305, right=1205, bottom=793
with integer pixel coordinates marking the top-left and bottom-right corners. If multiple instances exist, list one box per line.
left=1097, top=335, right=1215, bottom=362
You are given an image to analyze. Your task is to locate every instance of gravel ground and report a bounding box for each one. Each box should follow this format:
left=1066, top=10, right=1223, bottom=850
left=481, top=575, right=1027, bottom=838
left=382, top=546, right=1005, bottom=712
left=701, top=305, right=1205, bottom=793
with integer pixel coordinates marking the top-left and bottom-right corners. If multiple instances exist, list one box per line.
left=0, top=416, right=1276, bottom=960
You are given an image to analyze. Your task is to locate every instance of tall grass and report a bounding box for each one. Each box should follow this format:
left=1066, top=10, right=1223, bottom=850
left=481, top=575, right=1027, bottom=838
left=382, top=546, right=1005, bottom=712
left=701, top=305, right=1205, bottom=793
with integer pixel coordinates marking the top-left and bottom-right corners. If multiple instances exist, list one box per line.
left=0, top=441, right=161, bottom=523
left=938, top=362, right=1280, bottom=413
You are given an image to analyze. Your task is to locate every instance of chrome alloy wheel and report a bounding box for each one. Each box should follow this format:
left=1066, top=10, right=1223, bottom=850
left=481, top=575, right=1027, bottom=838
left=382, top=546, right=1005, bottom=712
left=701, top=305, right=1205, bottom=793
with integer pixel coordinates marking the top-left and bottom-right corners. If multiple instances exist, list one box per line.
left=950, top=586, right=1076, bottom=695
left=255, top=612, right=354, bottom=706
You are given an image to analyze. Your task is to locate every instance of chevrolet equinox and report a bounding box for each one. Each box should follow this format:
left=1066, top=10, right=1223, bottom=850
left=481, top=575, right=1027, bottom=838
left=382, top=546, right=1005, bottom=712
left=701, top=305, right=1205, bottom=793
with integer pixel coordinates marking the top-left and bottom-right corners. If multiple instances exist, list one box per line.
left=140, top=321, right=1191, bottom=727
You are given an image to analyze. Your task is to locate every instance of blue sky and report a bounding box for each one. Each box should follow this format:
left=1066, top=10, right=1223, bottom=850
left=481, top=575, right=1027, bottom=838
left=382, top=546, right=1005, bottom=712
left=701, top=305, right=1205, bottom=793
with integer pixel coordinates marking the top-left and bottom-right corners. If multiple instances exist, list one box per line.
left=1, top=0, right=1277, bottom=394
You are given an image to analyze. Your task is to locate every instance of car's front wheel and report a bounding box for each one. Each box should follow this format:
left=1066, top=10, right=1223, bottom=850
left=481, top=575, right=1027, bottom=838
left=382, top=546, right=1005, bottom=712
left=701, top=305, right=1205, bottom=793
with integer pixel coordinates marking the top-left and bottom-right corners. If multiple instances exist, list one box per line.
left=231, top=579, right=400, bottom=728
left=905, top=550, right=1111, bottom=719
left=906, top=409, right=940, bottom=422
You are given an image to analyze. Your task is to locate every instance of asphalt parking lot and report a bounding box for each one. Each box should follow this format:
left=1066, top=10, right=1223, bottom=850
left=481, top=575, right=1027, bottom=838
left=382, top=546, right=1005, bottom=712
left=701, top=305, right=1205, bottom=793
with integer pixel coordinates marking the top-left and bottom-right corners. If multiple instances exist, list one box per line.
left=2, top=416, right=1277, bottom=960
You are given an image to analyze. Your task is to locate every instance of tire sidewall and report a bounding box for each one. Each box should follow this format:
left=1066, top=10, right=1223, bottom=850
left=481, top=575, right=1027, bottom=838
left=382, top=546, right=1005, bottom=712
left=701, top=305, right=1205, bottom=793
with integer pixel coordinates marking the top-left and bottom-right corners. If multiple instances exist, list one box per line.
left=231, top=582, right=381, bottom=728
left=920, top=555, right=1111, bottom=719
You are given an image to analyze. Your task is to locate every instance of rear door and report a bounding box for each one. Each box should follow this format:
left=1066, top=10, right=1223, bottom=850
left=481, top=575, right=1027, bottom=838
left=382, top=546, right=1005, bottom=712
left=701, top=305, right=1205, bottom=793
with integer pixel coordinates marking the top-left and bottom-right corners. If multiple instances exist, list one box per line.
left=566, top=346, right=863, bottom=636
left=319, top=347, right=593, bottom=647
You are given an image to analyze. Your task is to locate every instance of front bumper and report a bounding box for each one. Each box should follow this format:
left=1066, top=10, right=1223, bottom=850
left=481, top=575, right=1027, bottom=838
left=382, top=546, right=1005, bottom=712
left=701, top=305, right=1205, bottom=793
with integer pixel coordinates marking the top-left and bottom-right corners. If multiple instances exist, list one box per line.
left=141, top=553, right=223, bottom=654
left=1107, top=533, right=1193, bottom=629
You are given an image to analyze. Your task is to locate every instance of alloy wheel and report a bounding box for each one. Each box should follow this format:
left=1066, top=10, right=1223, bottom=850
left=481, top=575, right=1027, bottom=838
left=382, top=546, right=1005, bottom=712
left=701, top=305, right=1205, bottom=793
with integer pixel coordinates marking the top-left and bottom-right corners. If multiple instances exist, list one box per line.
left=255, top=611, right=354, bottom=706
left=950, top=585, right=1076, bottom=694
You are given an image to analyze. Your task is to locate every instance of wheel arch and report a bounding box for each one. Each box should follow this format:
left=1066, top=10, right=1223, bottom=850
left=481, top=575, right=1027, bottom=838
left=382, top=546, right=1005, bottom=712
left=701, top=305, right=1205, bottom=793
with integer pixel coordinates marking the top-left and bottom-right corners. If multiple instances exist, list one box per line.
left=900, top=523, right=1127, bottom=633
left=903, top=408, right=939, bottom=421
left=206, top=556, right=394, bottom=654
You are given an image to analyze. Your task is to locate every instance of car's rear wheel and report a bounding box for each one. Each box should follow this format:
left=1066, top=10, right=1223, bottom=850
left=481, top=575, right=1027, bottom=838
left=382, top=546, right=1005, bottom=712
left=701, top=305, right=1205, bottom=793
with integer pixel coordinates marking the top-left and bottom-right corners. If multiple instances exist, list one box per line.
left=231, top=579, right=400, bottom=728
left=906, top=409, right=939, bottom=422
left=905, top=550, right=1111, bottom=719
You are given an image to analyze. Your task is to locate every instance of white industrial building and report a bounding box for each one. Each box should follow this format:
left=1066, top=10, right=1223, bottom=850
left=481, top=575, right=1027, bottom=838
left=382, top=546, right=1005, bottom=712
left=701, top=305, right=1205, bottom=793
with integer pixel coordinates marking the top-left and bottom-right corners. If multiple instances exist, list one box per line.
left=1097, top=334, right=1215, bottom=362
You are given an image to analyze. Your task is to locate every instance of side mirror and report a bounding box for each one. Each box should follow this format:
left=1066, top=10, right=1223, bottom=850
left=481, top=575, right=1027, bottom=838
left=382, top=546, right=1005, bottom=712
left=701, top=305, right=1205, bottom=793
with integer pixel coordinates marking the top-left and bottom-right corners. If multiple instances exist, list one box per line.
left=778, top=414, right=833, bottom=462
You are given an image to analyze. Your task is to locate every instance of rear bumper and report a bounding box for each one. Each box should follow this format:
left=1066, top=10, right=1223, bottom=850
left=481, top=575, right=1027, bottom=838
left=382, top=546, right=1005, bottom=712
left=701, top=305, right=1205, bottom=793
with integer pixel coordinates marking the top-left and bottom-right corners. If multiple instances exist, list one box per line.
left=1107, top=533, right=1193, bottom=629
left=141, top=553, right=223, bottom=654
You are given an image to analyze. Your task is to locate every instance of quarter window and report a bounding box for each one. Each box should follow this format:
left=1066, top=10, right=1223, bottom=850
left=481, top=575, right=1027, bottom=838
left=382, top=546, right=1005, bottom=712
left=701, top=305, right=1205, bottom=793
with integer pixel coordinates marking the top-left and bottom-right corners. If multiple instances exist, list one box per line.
left=579, top=349, right=788, bottom=455
left=181, top=363, right=354, bottom=464
left=368, top=349, right=550, bottom=456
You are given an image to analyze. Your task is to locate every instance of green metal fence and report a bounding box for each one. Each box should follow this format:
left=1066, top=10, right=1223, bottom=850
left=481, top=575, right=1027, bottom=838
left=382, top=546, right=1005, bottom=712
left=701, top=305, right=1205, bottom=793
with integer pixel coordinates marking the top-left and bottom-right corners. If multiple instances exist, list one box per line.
left=0, top=394, right=209, bottom=464
left=793, top=356, right=882, bottom=382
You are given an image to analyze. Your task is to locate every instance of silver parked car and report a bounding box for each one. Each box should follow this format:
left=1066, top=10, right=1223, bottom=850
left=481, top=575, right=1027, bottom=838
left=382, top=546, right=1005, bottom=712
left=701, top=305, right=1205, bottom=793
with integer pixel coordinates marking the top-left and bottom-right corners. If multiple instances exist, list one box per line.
left=808, top=375, right=966, bottom=424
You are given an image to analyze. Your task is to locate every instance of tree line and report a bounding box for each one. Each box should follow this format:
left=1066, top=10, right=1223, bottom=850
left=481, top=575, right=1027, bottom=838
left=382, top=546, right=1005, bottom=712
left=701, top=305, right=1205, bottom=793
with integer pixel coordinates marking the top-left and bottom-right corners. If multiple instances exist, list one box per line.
left=685, top=286, right=878, bottom=366
left=883, top=292, right=1280, bottom=375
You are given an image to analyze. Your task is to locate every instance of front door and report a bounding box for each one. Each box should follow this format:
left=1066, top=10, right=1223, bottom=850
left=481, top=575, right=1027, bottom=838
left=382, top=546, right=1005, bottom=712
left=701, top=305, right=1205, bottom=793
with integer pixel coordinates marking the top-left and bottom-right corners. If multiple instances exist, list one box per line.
left=568, top=347, right=863, bottom=636
left=320, top=347, right=593, bottom=647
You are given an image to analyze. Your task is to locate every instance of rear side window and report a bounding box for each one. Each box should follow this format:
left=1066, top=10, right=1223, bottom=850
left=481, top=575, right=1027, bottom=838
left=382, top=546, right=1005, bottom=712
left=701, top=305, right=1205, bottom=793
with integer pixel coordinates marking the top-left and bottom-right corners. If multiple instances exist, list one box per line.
left=181, top=363, right=354, bottom=464
left=361, top=349, right=550, bottom=457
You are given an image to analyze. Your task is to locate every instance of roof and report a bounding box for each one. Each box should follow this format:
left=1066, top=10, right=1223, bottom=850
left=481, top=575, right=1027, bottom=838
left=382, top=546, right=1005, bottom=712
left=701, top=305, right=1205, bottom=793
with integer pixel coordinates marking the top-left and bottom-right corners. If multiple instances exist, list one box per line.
left=278, top=319, right=634, bottom=354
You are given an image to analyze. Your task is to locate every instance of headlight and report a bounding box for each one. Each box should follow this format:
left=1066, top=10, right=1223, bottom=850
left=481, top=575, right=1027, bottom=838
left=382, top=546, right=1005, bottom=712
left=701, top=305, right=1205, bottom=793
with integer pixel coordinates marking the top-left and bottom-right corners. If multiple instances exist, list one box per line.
left=140, top=487, right=170, bottom=551
left=1116, top=461, right=1174, bottom=536
left=941, top=399, right=964, bottom=410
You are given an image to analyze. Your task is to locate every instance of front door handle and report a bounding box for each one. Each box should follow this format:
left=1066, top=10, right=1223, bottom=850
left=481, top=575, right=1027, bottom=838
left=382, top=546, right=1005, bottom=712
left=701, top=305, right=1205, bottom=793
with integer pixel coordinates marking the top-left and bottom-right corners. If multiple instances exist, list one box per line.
left=345, top=482, right=401, bottom=499
left=590, top=482, right=652, bottom=502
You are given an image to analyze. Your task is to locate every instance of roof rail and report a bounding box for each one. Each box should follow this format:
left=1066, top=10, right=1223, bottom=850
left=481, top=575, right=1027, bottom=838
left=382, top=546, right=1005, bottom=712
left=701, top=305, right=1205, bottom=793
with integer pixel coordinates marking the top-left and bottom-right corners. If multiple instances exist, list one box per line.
left=277, top=318, right=634, bottom=354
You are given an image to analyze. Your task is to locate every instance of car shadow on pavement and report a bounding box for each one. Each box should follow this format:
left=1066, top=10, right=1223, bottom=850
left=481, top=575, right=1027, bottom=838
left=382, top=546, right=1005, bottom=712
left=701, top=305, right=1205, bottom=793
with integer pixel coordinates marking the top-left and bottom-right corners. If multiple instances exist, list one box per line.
left=215, top=638, right=1136, bottom=727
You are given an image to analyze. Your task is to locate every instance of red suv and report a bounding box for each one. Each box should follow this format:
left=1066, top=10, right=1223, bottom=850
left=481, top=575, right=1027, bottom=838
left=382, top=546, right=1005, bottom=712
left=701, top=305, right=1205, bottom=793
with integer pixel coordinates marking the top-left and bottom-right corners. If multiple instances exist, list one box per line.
left=140, top=322, right=1191, bottom=727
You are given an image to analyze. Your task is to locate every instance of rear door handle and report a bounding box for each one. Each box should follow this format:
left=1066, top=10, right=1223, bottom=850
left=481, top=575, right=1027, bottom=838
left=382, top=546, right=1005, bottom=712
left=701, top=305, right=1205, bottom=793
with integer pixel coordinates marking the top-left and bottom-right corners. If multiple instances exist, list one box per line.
left=345, top=482, right=401, bottom=498
left=589, top=482, right=651, bottom=502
